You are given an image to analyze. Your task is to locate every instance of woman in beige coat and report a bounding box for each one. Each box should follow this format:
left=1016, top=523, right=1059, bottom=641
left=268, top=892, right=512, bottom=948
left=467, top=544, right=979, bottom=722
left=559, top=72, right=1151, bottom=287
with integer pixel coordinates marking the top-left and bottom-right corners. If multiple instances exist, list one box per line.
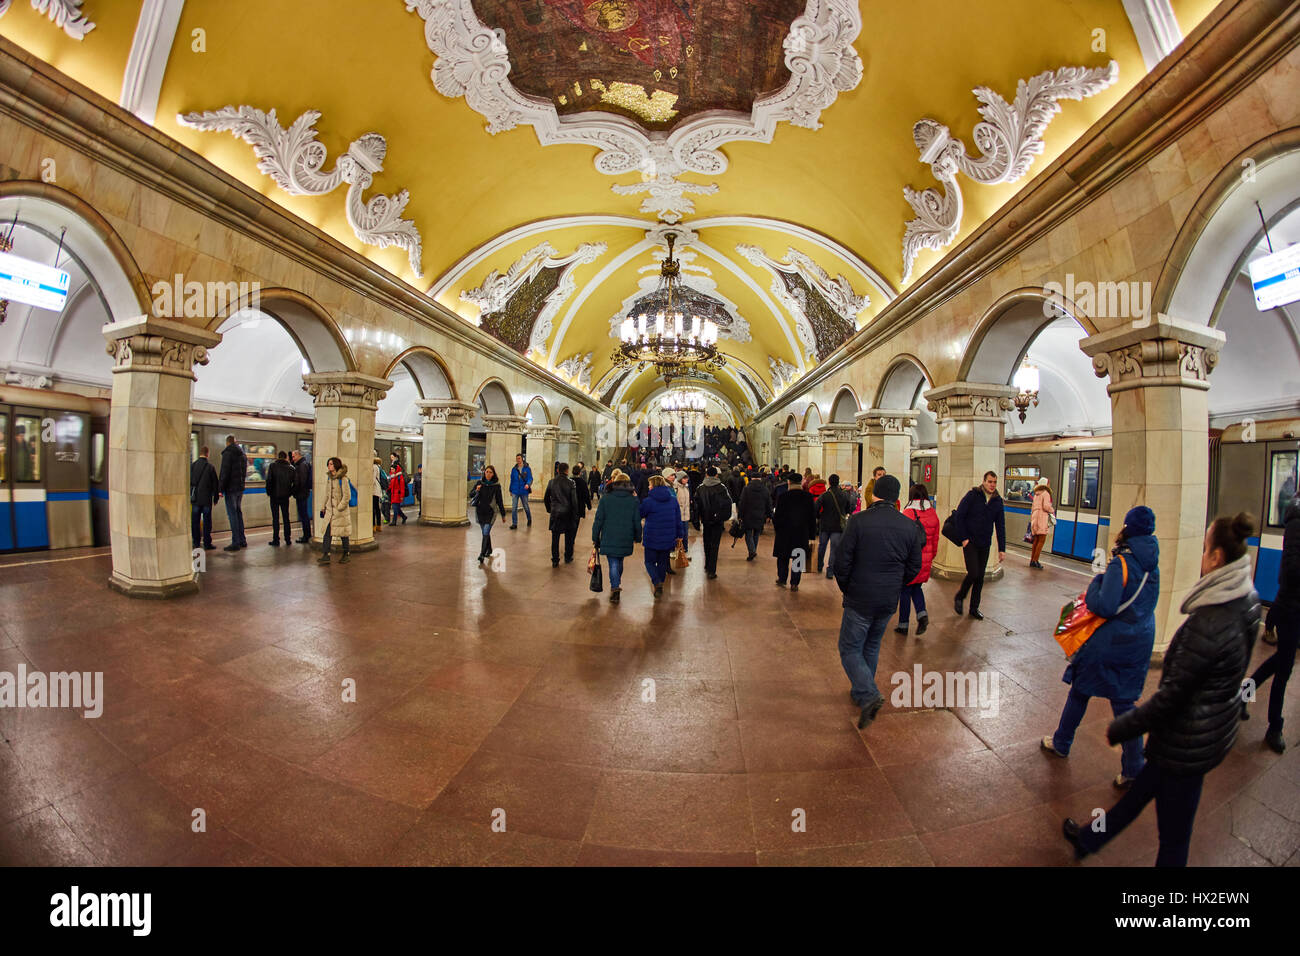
left=1029, top=476, right=1055, bottom=569
left=318, top=456, right=353, bottom=565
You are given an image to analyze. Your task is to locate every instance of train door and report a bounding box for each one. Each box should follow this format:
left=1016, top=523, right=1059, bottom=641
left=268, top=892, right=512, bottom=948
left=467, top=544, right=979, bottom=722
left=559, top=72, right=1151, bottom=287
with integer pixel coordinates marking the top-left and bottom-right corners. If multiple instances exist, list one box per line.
left=1053, top=452, right=1103, bottom=561
left=90, top=415, right=110, bottom=546
left=8, top=406, right=48, bottom=550
left=0, top=407, right=11, bottom=550
left=46, top=410, right=92, bottom=548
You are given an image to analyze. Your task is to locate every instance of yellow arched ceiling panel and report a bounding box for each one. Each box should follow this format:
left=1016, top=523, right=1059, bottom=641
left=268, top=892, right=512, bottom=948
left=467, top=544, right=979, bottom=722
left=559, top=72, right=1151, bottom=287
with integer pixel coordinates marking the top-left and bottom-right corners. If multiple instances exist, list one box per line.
left=0, top=0, right=139, bottom=106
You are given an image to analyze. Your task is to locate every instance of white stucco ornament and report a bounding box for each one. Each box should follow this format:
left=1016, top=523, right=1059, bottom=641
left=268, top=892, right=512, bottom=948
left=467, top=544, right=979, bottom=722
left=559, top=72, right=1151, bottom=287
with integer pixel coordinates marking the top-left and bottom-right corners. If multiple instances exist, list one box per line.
left=403, top=0, right=862, bottom=222
left=177, top=106, right=425, bottom=278
left=0, top=0, right=95, bottom=39
left=738, top=243, right=866, bottom=361
left=901, top=61, right=1119, bottom=284
left=556, top=353, right=594, bottom=392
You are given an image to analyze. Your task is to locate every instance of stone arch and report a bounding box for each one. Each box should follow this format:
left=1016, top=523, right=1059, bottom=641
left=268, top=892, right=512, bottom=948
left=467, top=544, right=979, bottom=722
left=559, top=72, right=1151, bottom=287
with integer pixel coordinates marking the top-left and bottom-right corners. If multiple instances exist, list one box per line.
left=830, top=386, right=860, bottom=423
left=211, top=288, right=354, bottom=374
left=557, top=407, right=576, bottom=431
left=1155, top=127, right=1300, bottom=327
left=0, top=181, right=152, bottom=322
left=875, top=354, right=933, bottom=410
left=524, top=396, right=551, bottom=424
left=385, top=346, right=457, bottom=400
left=801, top=403, right=823, bottom=431
left=958, top=288, right=1093, bottom=386
left=783, top=414, right=799, bottom=436
left=474, top=378, right=515, bottom=416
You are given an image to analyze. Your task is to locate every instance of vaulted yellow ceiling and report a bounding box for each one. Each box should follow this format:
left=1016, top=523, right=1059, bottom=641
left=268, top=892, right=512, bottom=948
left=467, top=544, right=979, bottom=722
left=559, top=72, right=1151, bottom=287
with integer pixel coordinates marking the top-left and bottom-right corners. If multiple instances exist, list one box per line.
left=0, top=0, right=1221, bottom=418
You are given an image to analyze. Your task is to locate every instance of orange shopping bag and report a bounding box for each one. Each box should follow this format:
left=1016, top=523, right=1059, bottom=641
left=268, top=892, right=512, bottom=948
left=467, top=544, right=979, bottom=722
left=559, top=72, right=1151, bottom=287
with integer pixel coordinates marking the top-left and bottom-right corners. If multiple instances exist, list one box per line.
left=1054, top=555, right=1128, bottom=660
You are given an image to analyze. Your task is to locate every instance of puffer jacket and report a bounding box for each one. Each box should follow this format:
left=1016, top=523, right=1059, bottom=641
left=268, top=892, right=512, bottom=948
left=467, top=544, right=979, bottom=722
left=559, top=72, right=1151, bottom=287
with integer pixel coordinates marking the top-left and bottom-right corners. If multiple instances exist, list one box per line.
left=1065, top=533, right=1160, bottom=700
left=1109, top=554, right=1260, bottom=776
left=738, top=479, right=772, bottom=531
left=695, top=477, right=732, bottom=526
left=639, top=484, right=685, bottom=551
left=1274, top=501, right=1300, bottom=616
left=592, top=482, right=640, bottom=557
left=320, top=464, right=353, bottom=538
left=902, top=500, right=940, bottom=585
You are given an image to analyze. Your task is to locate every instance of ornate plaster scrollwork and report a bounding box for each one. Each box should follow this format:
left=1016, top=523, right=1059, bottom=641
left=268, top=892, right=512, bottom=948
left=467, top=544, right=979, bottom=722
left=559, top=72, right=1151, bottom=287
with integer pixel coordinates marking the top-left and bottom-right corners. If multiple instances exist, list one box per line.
left=460, top=241, right=606, bottom=356
left=738, top=243, right=866, bottom=361
left=0, top=0, right=95, bottom=39
left=177, top=106, right=424, bottom=277
left=556, top=352, right=593, bottom=392
left=769, top=357, right=799, bottom=394
left=901, top=61, right=1119, bottom=284
left=403, top=0, right=862, bottom=222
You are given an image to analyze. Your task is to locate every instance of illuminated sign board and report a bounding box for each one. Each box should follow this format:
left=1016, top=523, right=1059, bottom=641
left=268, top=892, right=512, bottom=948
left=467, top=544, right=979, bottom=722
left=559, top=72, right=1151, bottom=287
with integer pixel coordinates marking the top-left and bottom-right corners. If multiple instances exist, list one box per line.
left=1249, top=244, right=1300, bottom=311
left=0, top=250, right=71, bottom=312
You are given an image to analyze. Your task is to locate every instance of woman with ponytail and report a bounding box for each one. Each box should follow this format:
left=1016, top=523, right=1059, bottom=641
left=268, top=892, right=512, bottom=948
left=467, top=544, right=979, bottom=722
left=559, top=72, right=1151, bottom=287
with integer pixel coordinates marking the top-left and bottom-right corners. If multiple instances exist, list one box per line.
left=1063, top=512, right=1261, bottom=867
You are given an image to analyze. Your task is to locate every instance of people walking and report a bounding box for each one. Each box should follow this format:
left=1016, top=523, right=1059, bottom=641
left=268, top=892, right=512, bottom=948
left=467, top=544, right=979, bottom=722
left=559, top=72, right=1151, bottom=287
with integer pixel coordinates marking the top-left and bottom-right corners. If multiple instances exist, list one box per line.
left=544, top=461, right=581, bottom=567
left=738, top=470, right=772, bottom=561
left=833, top=474, right=923, bottom=728
left=190, top=445, right=219, bottom=551
left=695, top=466, right=732, bottom=580
left=387, top=463, right=408, bottom=525
left=573, top=463, right=592, bottom=524
left=217, top=435, right=248, bottom=551
left=589, top=462, right=602, bottom=501
left=951, top=470, right=1007, bottom=620
left=292, top=450, right=313, bottom=542
left=510, top=453, right=533, bottom=529
left=472, top=465, right=507, bottom=565
left=640, top=474, right=685, bottom=599
left=673, top=471, right=692, bottom=560
left=1245, top=499, right=1298, bottom=753
left=317, top=457, right=352, bottom=565
left=372, top=455, right=385, bottom=534
left=816, top=474, right=850, bottom=577
left=1042, top=507, right=1161, bottom=787
left=1063, top=513, right=1261, bottom=866
left=773, top=472, right=817, bottom=592
left=266, top=450, right=296, bottom=545
left=1029, top=477, right=1055, bottom=568
left=592, top=469, right=640, bottom=603
left=897, top=483, right=940, bottom=635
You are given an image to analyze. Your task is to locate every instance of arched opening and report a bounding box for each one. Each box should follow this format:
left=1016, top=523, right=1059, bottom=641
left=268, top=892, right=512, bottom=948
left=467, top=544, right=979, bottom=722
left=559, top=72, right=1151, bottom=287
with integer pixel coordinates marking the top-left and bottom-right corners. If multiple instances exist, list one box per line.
left=801, top=403, right=823, bottom=432
left=830, top=386, right=860, bottom=423
left=877, top=355, right=938, bottom=448
left=783, top=414, right=799, bottom=436
left=386, top=347, right=456, bottom=401
left=524, top=396, right=551, bottom=426
left=557, top=408, right=576, bottom=431
left=474, top=379, right=515, bottom=417
left=212, top=289, right=354, bottom=375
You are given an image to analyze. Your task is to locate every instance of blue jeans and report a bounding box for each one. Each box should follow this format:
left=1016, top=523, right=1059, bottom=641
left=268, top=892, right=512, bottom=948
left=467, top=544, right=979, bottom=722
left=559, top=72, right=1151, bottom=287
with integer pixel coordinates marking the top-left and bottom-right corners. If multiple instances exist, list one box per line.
left=898, top=583, right=927, bottom=624
left=744, top=528, right=759, bottom=557
left=607, top=554, right=625, bottom=589
left=295, top=495, right=312, bottom=539
left=818, top=530, right=841, bottom=575
left=838, top=606, right=890, bottom=706
left=224, top=492, right=246, bottom=546
left=479, top=519, right=494, bottom=558
left=644, top=548, right=670, bottom=585
left=1053, top=688, right=1144, bottom=779
left=511, top=493, right=531, bottom=526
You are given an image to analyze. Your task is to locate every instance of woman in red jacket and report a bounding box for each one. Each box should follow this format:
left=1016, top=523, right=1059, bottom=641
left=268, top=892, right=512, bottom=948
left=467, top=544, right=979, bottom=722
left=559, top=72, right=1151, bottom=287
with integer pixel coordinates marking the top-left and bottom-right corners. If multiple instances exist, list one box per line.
left=387, top=464, right=408, bottom=525
left=897, top=482, right=940, bottom=635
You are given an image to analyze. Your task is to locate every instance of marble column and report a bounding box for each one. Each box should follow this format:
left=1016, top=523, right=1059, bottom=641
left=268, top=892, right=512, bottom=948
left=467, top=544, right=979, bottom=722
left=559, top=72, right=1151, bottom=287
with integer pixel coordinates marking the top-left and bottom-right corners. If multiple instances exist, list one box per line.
left=856, top=409, right=917, bottom=486
left=1081, top=315, right=1226, bottom=658
left=924, top=382, right=1017, bottom=582
left=416, top=399, right=476, bottom=527
left=817, top=423, right=862, bottom=485
left=527, top=424, right=559, bottom=498
left=483, top=415, right=527, bottom=484
left=102, top=317, right=222, bottom=598
left=305, top=371, right=391, bottom=552
left=796, top=432, right=823, bottom=476
left=558, top=429, right=582, bottom=469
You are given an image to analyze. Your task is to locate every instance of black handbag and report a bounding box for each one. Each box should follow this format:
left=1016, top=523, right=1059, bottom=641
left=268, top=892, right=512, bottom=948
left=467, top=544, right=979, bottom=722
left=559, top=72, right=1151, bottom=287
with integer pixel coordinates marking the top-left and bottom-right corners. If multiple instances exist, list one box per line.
left=941, top=510, right=962, bottom=546
left=589, top=561, right=604, bottom=593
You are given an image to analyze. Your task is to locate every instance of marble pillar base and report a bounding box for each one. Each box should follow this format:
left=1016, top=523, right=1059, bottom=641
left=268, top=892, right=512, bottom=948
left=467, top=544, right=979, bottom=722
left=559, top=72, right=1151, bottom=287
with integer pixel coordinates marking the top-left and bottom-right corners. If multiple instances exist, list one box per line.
left=108, top=571, right=200, bottom=599
left=930, top=563, right=1005, bottom=583
left=420, top=516, right=470, bottom=527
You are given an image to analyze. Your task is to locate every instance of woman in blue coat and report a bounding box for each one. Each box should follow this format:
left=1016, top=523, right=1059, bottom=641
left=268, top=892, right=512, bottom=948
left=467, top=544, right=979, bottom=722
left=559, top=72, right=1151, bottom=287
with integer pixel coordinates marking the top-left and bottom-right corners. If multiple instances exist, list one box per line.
left=639, top=474, right=686, bottom=600
left=1043, top=506, right=1160, bottom=787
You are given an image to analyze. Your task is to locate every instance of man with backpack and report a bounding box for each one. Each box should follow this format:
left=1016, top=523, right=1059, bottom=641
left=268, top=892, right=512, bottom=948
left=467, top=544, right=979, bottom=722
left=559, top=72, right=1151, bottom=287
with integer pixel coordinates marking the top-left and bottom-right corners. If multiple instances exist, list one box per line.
left=816, top=473, right=852, bottom=577
left=695, top=465, right=733, bottom=580
left=543, top=461, right=581, bottom=567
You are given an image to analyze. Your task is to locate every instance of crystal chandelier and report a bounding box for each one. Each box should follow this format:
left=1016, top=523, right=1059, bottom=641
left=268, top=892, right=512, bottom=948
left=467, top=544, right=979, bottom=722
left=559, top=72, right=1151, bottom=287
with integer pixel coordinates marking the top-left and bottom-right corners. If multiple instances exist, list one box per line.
left=612, top=232, right=726, bottom=377
left=660, top=390, right=705, bottom=412
left=1013, top=360, right=1040, bottom=423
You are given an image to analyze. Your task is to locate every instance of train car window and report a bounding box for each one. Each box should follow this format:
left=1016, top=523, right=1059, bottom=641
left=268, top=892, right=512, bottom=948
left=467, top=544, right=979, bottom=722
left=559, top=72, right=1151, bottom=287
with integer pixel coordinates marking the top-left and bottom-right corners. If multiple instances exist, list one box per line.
left=1060, top=458, right=1078, bottom=508
left=191, top=432, right=199, bottom=463
left=298, top=439, right=313, bottom=464
left=48, top=414, right=86, bottom=491
left=242, top=442, right=276, bottom=483
left=91, top=432, right=105, bottom=483
left=0, top=412, right=7, bottom=482
left=1081, top=458, right=1101, bottom=509
left=1003, top=466, right=1039, bottom=503
left=13, top=415, right=41, bottom=482
left=1268, top=450, right=1298, bottom=527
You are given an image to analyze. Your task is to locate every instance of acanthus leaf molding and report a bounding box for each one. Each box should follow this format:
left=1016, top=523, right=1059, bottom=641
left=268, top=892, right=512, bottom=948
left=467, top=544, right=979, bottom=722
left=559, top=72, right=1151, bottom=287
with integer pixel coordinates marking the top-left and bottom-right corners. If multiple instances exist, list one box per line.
left=901, top=61, right=1119, bottom=284
left=0, top=0, right=95, bottom=39
left=737, top=243, right=866, bottom=361
left=177, top=106, right=425, bottom=278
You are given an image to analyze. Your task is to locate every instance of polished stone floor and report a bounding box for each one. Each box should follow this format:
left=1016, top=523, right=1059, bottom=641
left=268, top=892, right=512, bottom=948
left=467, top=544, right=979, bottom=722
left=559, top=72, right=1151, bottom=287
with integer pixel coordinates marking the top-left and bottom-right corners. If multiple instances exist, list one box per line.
left=1, top=513, right=1297, bottom=867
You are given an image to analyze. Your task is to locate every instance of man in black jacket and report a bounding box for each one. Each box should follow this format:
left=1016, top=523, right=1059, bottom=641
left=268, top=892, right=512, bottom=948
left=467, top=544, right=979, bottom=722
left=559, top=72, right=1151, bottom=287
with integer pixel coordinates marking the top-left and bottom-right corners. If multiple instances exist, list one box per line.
left=292, top=451, right=313, bottom=543
left=833, top=474, right=923, bottom=729
left=266, top=450, right=296, bottom=546
left=217, top=435, right=248, bottom=551
left=543, top=461, right=581, bottom=567
left=696, top=466, right=733, bottom=580
left=772, top=473, right=817, bottom=592
left=190, top=446, right=219, bottom=551
left=1248, top=499, right=1299, bottom=752
left=951, top=470, right=1006, bottom=620
left=816, top=473, right=851, bottom=577
left=738, top=474, right=772, bottom=561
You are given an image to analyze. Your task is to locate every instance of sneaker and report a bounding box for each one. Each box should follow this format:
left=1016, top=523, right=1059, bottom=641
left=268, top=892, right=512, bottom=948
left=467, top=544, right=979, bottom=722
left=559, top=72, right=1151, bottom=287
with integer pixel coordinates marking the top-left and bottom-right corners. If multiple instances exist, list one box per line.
left=1062, top=818, right=1089, bottom=860
left=317, top=555, right=331, bottom=565
left=1041, top=736, right=1068, bottom=757
left=339, top=553, right=350, bottom=564
left=1113, top=773, right=1135, bottom=790
left=916, top=614, right=929, bottom=636
left=1266, top=728, right=1286, bottom=754
left=857, top=696, right=884, bottom=729
left=969, top=609, right=985, bottom=621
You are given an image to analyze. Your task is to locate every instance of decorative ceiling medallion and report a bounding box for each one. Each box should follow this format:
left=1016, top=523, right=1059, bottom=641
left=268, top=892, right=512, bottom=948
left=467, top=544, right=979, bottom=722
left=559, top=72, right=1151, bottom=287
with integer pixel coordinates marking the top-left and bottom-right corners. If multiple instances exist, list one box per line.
left=0, top=0, right=95, bottom=40
left=901, top=61, right=1119, bottom=284
left=178, top=106, right=425, bottom=277
left=737, top=243, right=866, bottom=361
left=460, top=241, right=606, bottom=356
left=404, top=0, right=862, bottom=223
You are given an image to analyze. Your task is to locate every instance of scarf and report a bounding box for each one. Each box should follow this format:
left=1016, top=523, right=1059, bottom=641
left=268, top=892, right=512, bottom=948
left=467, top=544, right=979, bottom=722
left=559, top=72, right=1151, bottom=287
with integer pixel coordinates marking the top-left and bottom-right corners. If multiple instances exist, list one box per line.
left=905, top=499, right=931, bottom=510
left=1180, top=553, right=1255, bottom=614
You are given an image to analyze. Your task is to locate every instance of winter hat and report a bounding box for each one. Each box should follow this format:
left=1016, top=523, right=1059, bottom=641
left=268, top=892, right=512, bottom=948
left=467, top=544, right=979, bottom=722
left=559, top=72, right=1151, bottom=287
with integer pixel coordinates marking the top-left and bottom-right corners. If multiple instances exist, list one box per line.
left=1123, top=505, right=1156, bottom=537
left=829, top=474, right=840, bottom=486
left=1036, top=477, right=1050, bottom=488
left=661, top=467, right=676, bottom=480
left=872, top=474, right=901, bottom=502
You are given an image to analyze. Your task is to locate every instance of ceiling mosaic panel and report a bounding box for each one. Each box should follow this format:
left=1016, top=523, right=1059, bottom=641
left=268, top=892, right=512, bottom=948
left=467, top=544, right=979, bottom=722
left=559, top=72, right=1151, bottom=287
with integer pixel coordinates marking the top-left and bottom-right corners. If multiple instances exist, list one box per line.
left=479, top=265, right=564, bottom=354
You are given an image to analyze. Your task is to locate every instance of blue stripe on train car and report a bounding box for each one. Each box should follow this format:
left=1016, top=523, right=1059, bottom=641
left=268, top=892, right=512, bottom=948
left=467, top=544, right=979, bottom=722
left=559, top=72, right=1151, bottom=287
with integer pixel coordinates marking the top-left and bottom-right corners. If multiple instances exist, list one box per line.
left=1255, top=545, right=1281, bottom=603
left=1004, top=504, right=1031, bottom=515
left=47, top=491, right=90, bottom=502
left=0, top=503, right=13, bottom=550
left=14, top=501, right=49, bottom=549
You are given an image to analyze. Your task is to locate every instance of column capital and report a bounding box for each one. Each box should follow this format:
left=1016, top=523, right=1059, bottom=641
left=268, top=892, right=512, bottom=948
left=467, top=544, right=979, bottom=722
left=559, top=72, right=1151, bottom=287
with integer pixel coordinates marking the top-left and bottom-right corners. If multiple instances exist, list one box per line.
left=923, top=382, right=1017, bottom=422
left=102, top=316, right=222, bottom=380
left=817, top=422, right=861, bottom=443
left=526, top=423, right=560, bottom=441
left=855, top=408, right=918, bottom=434
left=416, top=399, right=477, bottom=426
left=794, top=431, right=820, bottom=447
left=1079, top=314, right=1226, bottom=394
left=303, top=372, right=392, bottom=410
left=483, top=414, right=528, bottom=434
left=778, top=435, right=798, bottom=452
left=558, top=429, right=582, bottom=444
